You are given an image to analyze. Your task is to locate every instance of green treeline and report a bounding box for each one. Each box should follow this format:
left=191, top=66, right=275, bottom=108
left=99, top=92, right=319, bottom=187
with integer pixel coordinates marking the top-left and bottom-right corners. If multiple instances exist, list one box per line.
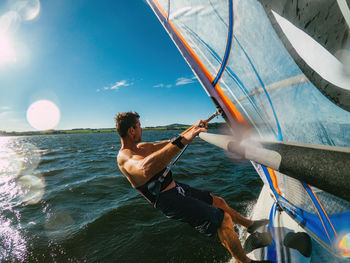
left=0, top=122, right=226, bottom=137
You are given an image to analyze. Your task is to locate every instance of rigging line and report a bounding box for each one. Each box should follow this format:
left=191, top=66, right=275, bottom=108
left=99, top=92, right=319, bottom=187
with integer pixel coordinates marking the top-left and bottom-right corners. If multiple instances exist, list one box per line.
left=182, top=25, right=262, bottom=130
left=305, top=183, right=338, bottom=238
left=184, top=26, right=258, bottom=106
left=181, top=14, right=281, bottom=139
left=212, top=0, right=234, bottom=86
left=173, top=24, right=251, bottom=125
left=233, top=35, right=283, bottom=141
left=302, top=182, right=333, bottom=243
left=166, top=0, right=170, bottom=22
left=187, top=23, right=276, bottom=138
left=223, top=66, right=277, bottom=138
left=186, top=31, right=257, bottom=128
left=208, top=0, right=227, bottom=26
left=196, top=28, right=282, bottom=139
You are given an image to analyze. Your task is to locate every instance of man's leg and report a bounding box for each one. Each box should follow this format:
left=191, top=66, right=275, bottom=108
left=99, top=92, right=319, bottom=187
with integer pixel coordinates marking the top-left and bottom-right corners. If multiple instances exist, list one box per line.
left=212, top=195, right=253, bottom=228
left=216, top=200, right=274, bottom=263
left=217, top=212, right=250, bottom=263
left=212, top=195, right=271, bottom=233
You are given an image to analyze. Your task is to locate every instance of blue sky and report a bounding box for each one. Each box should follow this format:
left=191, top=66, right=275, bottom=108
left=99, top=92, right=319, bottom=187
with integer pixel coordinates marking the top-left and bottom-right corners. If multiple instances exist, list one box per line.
left=0, top=0, right=218, bottom=132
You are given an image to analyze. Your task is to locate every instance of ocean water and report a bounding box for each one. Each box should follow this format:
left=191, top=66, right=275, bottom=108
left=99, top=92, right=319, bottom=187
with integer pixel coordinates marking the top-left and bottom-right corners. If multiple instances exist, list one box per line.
left=0, top=130, right=262, bottom=263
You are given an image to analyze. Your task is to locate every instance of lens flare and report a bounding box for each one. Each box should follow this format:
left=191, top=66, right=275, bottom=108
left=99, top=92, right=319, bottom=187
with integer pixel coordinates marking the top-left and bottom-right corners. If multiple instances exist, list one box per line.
left=26, top=100, right=61, bottom=130
left=12, top=0, right=41, bottom=21
left=45, top=211, right=75, bottom=242
left=17, top=174, right=45, bottom=205
left=338, top=233, right=350, bottom=258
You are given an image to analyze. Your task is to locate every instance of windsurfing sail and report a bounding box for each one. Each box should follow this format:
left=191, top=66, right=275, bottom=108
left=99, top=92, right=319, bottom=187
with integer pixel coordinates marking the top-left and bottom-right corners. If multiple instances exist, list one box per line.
left=146, top=0, right=350, bottom=260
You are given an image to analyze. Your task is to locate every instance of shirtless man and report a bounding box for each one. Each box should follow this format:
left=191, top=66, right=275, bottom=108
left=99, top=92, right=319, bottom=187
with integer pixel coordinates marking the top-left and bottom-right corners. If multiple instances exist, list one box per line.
left=116, top=111, right=272, bottom=263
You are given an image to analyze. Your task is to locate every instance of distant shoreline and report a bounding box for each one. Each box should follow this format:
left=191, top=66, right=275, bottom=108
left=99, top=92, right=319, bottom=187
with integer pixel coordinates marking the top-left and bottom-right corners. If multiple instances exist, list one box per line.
left=0, top=122, right=226, bottom=137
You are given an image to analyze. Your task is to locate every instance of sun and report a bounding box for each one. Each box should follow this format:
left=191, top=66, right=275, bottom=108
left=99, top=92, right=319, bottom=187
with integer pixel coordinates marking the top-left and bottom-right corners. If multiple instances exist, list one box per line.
left=26, top=100, right=61, bottom=130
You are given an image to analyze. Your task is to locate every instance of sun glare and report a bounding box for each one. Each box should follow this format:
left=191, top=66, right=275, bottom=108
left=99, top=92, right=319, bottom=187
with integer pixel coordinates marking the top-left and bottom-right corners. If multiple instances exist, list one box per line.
left=26, top=100, right=61, bottom=130
left=0, top=32, right=16, bottom=64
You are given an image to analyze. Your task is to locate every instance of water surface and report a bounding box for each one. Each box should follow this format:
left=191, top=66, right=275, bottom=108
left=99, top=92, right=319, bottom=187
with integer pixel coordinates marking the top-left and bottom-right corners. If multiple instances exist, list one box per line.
left=0, top=131, right=262, bottom=262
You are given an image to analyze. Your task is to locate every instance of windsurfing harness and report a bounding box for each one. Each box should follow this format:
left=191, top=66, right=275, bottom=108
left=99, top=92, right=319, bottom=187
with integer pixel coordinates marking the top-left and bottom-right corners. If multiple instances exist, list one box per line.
left=136, top=168, right=173, bottom=204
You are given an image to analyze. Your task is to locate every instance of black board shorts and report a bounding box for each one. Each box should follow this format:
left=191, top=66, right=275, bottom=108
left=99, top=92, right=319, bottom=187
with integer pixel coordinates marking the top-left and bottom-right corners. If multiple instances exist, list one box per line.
left=157, top=182, right=225, bottom=236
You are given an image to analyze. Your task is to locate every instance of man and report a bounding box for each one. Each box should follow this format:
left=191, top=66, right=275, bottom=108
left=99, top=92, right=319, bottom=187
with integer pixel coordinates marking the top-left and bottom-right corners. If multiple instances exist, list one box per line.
left=116, top=111, right=272, bottom=263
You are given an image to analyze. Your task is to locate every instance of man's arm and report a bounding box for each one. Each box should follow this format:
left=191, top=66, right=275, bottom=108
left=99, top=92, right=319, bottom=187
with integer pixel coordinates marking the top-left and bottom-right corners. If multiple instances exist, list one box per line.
left=122, top=120, right=207, bottom=181
left=152, top=140, right=170, bottom=151
left=137, top=140, right=170, bottom=154
left=137, top=121, right=207, bottom=153
left=122, top=141, right=183, bottom=181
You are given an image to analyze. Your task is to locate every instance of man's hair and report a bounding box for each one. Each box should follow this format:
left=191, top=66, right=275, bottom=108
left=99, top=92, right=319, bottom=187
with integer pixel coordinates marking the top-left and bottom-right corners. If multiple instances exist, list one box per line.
left=115, top=111, right=140, bottom=138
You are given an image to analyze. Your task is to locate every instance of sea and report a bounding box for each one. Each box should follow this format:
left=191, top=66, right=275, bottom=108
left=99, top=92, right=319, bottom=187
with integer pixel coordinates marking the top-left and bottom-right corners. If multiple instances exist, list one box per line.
left=0, top=130, right=263, bottom=263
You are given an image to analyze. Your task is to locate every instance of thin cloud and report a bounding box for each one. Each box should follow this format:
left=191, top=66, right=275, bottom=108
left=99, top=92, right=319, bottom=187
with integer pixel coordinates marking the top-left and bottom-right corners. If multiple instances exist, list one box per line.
left=153, top=76, right=196, bottom=89
left=175, top=76, right=196, bottom=86
left=153, top=83, right=165, bottom=88
left=98, top=80, right=132, bottom=92
left=0, top=111, right=11, bottom=118
left=0, top=106, right=11, bottom=118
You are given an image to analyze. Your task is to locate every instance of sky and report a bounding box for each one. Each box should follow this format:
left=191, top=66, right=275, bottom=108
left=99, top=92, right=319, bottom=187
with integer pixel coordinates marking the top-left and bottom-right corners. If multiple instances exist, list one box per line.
left=0, top=0, right=219, bottom=132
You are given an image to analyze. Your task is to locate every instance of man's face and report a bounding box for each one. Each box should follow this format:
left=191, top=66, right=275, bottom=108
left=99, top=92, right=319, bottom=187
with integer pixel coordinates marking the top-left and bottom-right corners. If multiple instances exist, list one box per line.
left=134, top=119, right=142, bottom=142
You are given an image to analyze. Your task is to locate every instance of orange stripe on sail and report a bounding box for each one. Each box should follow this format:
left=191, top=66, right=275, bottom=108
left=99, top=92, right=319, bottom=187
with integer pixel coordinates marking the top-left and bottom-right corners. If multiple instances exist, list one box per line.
left=153, top=0, right=167, bottom=18
left=308, top=184, right=337, bottom=237
left=214, top=84, right=246, bottom=124
left=303, top=184, right=333, bottom=242
left=267, top=167, right=281, bottom=195
left=153, top=0, right=247, bottom=125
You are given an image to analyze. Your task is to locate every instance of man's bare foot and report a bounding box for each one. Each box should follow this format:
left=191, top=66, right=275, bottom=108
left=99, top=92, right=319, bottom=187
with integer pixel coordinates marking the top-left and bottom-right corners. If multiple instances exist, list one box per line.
left=247, top=219, right=270, bottom=233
